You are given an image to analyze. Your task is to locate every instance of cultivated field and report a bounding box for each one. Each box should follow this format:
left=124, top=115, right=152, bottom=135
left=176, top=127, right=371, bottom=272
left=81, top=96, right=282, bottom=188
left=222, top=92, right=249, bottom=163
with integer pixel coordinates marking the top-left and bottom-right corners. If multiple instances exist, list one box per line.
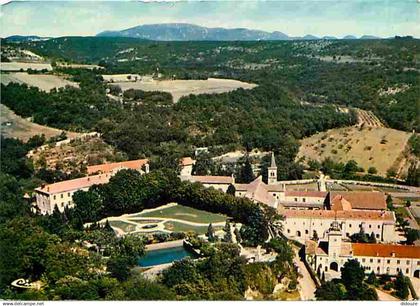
left=1, top=72, right=78, bottom=92
left=111, top=78, right=257, bottom=102
left=0, top=62, right=52, bottom=71
left=297, top=125, right=412, bottom=177
left=1, top=104, right=80, bottom=141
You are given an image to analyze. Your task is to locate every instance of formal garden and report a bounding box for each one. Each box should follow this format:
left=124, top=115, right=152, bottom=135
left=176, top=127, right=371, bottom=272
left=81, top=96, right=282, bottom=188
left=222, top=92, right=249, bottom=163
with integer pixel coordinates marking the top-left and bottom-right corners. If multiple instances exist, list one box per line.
left=100, top=203, right=227, bottom=235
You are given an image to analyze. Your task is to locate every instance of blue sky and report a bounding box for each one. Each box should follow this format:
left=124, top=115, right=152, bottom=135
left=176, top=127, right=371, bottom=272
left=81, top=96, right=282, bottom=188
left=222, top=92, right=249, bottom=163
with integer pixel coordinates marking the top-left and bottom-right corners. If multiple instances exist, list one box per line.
left=1, top=1, right=419, bottom=38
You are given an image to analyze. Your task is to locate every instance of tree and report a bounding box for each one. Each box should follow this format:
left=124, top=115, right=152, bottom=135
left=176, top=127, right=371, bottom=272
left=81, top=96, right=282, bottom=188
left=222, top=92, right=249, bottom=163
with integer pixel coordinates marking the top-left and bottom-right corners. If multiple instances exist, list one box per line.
left=344, top=160, right=359, bottom=174
left=405, top=228, right=420, bottom=245
left=386, top=167, right=397, bottom=178
left=394, top=271, right=409, bottom=299
left=193, top=153, right=216, bottom=175
left=315, top=281, right=346, bottom=300
left=341, top=259, right=365, bottom=290
left=226, top=184, right=236, bottom=195
left=266, top=238, right=293, bottom=269
left=386, top=195, right=394, bottom=210
left=367, top=167, right=378, bottom=175
left=366, top=271, right=378, bottom=286
left=308, top=159, right=321, bottom=171
left=223, top=220, right=233, bottom=243
left=0, top=217, right=58, bottom=288
left=340, top=259, right=378, bottom=300
left=106, top=256, right=132, bottom=281
left=72, top=187, right=104, bottom=222
left=237, top=157, right=255, bottom=183
left=406, top=162, right=419, bottom=187
left=123, top=275, right=176, bottom=300
left=206, top=223, right=216, bottom=242
left=234, top=227, right=242, bottom=244
left=240, top=209, right=269, bottom=246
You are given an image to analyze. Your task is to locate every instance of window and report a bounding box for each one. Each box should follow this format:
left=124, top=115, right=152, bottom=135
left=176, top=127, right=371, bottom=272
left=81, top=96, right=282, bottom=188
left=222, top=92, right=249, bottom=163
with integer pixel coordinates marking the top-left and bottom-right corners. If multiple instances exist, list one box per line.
left=349, top=224, right=352, bottom=228
left=295, top=198, right=298, bottom=202
left=370, top=259, right=373, bottom=263
left=68, top=201, right=71, bottom=205
left=362, top=258, right=366, bottom=263
left=376, top=234, right=380, bottom=238
left=369, top=225, right=372, bottom=228
left=397, top=260, right=400, bottom=264
left=377, top=259, right=381, bottom=263
left=303, top=198, right=306, bottom=203
left=346, top=233, right=350, bottom=237
left=406, top=260, right=410, bottom=265
left=61, top=194, right=63, bottom=199
left=67, top=192, right=70, bottom=197
left=406, top=268, right=409, bottom=274
left=287, top=229, right=290, bottom=233
left=397, top=268, right=400, bottom=272
left=377, top=267, right=380, bottom=272
left=53, top=195, right=56, bottom=200
left=378, top=225, right=381, bottom=229
left=305, top=230, right=309, bottom=234
left=387, top=260, right=391, bottom=264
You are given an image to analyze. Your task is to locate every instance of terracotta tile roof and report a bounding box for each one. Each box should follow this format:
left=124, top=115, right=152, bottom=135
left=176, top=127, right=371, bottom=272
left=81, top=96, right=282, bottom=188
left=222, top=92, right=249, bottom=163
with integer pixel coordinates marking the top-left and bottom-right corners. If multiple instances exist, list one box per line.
left=180, top=157, right=195, bottom=166
left=266, top=184, right=285, bottom=192
left=35, top=173, right=111, bottom=194
left=235, top=177, right=276, bottom=207
left=87, top=159, right=148, bottom=175
left=329, top=191, right=386, bottom=210
left=351, top=243, right=420, bottom=259
left=283, top=209, right=395, bottom=222
left=282, top=202, right=323, bottom=208
left=331, top=197, right=353, bottom=211
left=285, top=191, right=328, bottom=198
left=189, top=175, right=234, bottom=184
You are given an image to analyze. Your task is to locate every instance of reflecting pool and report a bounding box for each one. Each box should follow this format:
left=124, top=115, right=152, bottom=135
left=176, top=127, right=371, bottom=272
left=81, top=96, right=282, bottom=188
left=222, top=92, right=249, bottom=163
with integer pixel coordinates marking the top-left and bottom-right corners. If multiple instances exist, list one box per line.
left=138, top=246, right=193, bottom=267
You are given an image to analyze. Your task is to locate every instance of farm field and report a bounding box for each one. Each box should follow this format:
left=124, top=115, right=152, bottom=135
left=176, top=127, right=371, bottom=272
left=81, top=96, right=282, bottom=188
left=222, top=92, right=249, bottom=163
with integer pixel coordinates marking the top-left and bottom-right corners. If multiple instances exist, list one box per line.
left=111, top=78, right=257, bottom=102
left=297, top=126, right=412, bottom=177
left=0, top=104, right=81, bottom=141
left=0, top=62, right=52, bottom=71
left=1, top=72, right=78, bottom=92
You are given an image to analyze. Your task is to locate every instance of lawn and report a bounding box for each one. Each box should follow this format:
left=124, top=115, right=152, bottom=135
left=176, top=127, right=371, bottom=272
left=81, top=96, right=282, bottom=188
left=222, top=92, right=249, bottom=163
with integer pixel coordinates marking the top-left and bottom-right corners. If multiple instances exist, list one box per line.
left=163, top=221, right=223, bottom=234
left=138, top=204, right=227, bottom=224
left=109, top=220, right=137, bottom=233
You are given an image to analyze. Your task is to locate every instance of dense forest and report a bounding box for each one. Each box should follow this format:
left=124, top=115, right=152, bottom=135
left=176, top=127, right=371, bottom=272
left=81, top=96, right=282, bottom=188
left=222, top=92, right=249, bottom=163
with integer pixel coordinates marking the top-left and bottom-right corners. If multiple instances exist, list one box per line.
left=16, top=36, right=420, bottom=132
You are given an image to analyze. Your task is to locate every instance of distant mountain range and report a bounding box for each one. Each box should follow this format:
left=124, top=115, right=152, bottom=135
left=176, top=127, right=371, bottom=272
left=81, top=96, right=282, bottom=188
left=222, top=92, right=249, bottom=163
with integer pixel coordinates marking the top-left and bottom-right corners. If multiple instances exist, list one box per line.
left=4, top=35, right=51, bottom=42
left=4, top=24, right=390, bottom=43
left=96, top=23, right=382, bottom=41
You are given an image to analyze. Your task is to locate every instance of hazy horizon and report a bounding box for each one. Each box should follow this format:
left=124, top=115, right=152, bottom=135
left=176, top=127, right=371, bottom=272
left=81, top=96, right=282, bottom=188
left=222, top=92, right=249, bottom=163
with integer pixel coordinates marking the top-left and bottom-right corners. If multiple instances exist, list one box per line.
left=1, top=1, right=419, bottom=39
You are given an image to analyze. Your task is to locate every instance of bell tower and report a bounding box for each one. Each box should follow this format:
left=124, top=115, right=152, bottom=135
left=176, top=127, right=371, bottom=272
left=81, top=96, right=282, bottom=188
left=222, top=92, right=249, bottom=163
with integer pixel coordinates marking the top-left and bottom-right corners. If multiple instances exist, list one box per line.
left=268, top=152, right=277, bottom=185
left=328, top=220, right=342, bottom=258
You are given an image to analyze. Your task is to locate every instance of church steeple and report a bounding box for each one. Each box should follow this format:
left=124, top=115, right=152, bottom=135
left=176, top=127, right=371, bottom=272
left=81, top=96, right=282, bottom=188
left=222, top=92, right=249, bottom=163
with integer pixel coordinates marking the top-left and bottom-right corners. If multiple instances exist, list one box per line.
left=268, top=152, right=277, bottom=185
left=270, top=151, right=277, bottom=168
